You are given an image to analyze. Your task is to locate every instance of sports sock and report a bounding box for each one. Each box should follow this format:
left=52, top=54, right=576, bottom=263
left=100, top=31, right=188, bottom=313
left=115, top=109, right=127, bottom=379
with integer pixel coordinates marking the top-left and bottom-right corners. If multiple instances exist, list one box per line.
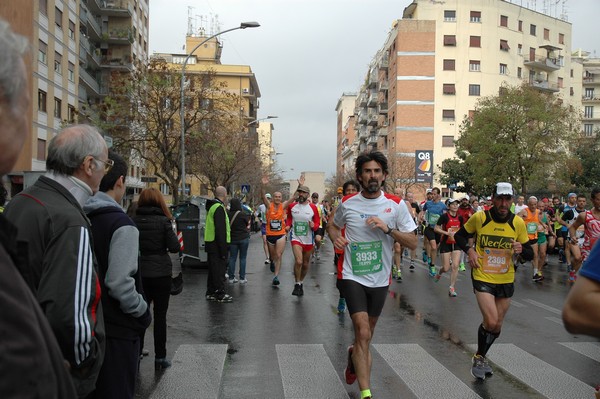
left=477, top=324, right=500, bottom=357
left=360, top=389, right=372, bottom=399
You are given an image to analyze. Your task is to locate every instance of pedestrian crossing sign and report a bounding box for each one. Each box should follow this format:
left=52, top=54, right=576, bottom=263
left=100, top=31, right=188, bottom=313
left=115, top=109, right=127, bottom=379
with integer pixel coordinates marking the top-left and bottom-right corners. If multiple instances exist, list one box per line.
left=241, top=184, right=250, bottom=194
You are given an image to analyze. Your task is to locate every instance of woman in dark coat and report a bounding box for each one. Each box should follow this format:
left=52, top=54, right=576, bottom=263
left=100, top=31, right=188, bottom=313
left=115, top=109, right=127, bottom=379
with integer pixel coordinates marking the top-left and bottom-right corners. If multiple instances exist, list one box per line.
left=132, top=188, right=179, bottom=370
left=227, top=198, right=251, bottom=283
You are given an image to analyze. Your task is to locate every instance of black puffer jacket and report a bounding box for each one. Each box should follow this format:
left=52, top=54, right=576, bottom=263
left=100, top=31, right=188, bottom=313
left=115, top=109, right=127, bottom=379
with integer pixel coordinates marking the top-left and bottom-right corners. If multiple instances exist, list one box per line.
left=132, top=206, right=179, bottom=278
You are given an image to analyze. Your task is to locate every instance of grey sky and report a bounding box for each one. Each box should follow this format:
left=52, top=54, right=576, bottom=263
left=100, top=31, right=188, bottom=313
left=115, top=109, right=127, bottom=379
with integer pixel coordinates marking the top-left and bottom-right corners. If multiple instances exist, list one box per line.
left=149, top=0, right=598, bottom=181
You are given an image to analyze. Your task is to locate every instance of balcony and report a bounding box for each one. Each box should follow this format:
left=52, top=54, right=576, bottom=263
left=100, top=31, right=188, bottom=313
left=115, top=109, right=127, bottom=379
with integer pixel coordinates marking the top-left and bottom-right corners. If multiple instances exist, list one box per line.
left=104, top=28, right=134, bottom=44
left=524, top=55, right=561, bottom=72
left=528, top=78, right=560, bottom=93
left=100, top=56, right=133, bottom=70
left=86, top=0, right=133, bottom=18
left=367, top=134, right=378, bottom=144
left=378, top=127, right=389, bottom=136
left=357, top=110, right=368, bottom=124
left=368, top=69, right=378, bottom=88
left=379, top=55, right=389, bottom=70
left=358, top=125, right=368, bottom=138
left=367, top=113, right=378, bottom=126
left=584, top=112, right=600, bottom=121
left=359, top=93, right=367, bottom=106
left=584, top=76, right=600, bottom=85
left=378, top=80, right=389, bottom=92
left=79, top=68, right=101, bottom=96
left=80, top=3, right=102, bottom=42
left=378, top=102, right=388, bottom=114
left=367, top=92, right=378, bottom=107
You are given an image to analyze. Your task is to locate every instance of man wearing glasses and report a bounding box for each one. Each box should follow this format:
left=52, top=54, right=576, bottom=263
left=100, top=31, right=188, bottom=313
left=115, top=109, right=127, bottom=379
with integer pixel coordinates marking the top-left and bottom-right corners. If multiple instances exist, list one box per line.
left=5, top=124, right=108, bottom=397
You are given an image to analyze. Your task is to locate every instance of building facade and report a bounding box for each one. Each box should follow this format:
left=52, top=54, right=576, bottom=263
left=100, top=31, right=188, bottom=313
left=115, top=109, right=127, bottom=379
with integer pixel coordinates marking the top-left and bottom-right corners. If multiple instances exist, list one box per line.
left=338, top=0, right=582, bottom=199
left=0, top=0, right=149, bottom=198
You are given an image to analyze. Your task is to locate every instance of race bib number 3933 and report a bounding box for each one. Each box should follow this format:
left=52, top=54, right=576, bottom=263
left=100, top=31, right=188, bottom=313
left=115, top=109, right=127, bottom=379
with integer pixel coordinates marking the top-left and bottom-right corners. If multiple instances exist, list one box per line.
left=349, top=241, right=383, bottom=275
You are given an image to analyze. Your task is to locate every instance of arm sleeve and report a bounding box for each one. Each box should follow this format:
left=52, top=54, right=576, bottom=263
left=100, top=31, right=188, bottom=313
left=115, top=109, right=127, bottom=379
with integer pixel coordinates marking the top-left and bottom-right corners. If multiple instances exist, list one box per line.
left=106, top=226, right=147, bottom=317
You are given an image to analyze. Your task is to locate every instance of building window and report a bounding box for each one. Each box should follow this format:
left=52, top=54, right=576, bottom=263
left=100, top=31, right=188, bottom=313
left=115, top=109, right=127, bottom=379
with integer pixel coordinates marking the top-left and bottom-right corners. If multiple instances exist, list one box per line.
left=518, top=20, right=523, bottom=32
left=443, top=84, right=456, bottom=95
left=469, top=60, right=481, bottom=72
left=443, top=59, right=455, bottom=71
left=500, top=15, right=508, bottom=27
left=517, top=44, right=522, bottom=55
left=584, top=124, right=594, bottom=136
left=54, top=97, right=62, bottom=118
left=470, top=36, right=481, bottom=47
left=442, top=136, right=455, bottom=147
left=544, top=28, right=550, bottom=40
left=54, top=52, right=62, bottom=74
left=529, top=47, right=536, bottom=62
left=38, top=40, right=47, bottom=64
left=570, top=87, right=574, bottom=96
left=37, top=139, right=46, bottom=161
left=530, top=24, right=536, bottom=36
left=38, top=90, right=47, bottom=112
left=443, top=35, right=456, bottom=46
left=160, top=183, right=170, bottom=195
left=40, top=0, right=48, bottom=15
left=442, top=109, right=455, bottom=121
left=559, top=33, right=565, bottom=44
left=55, top=7, right=62, bottom=28
left=585, top=106, right=594, bottom=118
left=558, top=77, right=563, bottom=88
left=68, top=62, right=75, bottom=81
left=469, top=84, right=481, bottom=96
left=68, top=20, right=75, bottom=40
left=517, top=67, right=522, bottom=79
left=470, top=11, right=481, bottom=23
left=68, top=104, right=76, bottom=123
left=500, top=63, right=508, bottom=75
left=444, top=10, right=456, bottom=22
left=585, top=88, right=595, bottom=99
left=500, top=40, right=510, bottom=51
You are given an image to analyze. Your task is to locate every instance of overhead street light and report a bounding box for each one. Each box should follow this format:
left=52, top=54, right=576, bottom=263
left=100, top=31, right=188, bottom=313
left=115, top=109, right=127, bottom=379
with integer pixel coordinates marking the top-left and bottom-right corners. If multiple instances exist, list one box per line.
left=179, top=21, right=260, bottom=200
left=247, top=115, right=278, bottom=126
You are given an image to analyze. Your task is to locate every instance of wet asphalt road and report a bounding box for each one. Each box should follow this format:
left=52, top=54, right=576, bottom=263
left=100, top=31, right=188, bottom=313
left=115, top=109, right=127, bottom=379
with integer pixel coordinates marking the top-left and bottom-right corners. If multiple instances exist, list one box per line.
left=135, top=232, right=600, bottom=399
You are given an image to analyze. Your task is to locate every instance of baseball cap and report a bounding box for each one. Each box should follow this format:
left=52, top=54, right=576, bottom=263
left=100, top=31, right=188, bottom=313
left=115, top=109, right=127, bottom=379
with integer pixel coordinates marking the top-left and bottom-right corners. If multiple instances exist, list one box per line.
left=426, top=188, right=433, bottom=193
left=297, top=185, right=310, bottom=193
left=446, top=198, right=459, bottom=205
left=568, top=192, right=577, bottom=198
left=311, top=192, right=319, bottom=198
left=265, top=193, right=272, bottom=199
left=495, top=182, right=513, bottom=197
left=461, top=195, right=470, bottom=201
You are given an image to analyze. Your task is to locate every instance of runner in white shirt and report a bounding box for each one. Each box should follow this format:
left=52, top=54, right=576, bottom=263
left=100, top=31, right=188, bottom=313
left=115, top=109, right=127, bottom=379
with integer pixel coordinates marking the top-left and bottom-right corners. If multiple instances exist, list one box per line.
left=327, top=151, right=417, bottom=399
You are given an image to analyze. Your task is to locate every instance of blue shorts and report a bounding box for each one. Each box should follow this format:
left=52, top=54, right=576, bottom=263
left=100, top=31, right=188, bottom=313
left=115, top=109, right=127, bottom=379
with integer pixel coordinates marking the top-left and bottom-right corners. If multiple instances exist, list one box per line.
left=261, top=223, right=266, bottom=235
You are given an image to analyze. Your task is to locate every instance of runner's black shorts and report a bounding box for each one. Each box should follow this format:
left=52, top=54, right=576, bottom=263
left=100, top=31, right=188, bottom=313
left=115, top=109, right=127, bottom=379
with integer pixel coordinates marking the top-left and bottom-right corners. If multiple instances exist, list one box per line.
left=472, top=279, right=514, bottom=298
left=266, top=234, right=285, bottom=245
left=424, top=226, right=441, bottom=243
left=337, top=279, right=388, bottom=317
left=439, top=241, right=460, bottom=253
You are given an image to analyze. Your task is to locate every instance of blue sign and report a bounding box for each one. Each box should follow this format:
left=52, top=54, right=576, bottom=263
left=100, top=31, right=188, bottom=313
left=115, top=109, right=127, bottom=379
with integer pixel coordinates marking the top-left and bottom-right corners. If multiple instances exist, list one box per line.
left=241, top=184, right=250, bottom=194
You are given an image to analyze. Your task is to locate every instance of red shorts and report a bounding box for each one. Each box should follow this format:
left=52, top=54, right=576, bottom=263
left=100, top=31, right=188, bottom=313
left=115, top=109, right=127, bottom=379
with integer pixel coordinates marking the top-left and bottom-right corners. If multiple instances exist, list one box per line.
left=291, top=241, right=314, bottom=252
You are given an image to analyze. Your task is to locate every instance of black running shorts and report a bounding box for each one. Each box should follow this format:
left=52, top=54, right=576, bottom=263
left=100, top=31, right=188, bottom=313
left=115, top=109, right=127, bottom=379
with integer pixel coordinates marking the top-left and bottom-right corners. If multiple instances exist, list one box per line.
left=337, top=279, right=388, bottom=317
left=266, top=234, right=285, bottom=245
left=472, top=279, right=514, bottom=298
left=424, top=226, right=441, bottom=243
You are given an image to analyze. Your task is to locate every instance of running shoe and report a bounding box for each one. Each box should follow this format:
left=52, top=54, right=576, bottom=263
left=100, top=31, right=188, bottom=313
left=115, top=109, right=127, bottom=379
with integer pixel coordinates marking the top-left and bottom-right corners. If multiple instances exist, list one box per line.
left=429, top=265, right=437, bottom=277
left=292, top=283, right=302, bottom=296
left=272, top=276, right=280, bottom=286
left=299, top=284, right=304, bottom=296
left=270, top=261, right=275, bottom=273
left=434, top=273, right=441, bottom=282
left=422, top=250, right=428, bottom=263
left=532, top=273, right=544, bottom=282
left=459, top=262, right=466, bottom=271
left=391, top=265, right=398, bottom=279
left=569, top=271, right=577, bottom=282
left=205, top=293, right=216, bottom=301
left=409, top=260, right=415, bottom=271
left=264, top=258, right=270, bottom=264
left=239, top=278, right=248, bottom=284
left=396, top=270, right=402, bottom=282
left=228, top=277, right=238, bottom=284
left=215, top=293, right=233, bottom=303
left=448, top=287, right=457, bottom=297
left=337, top=298, right=346, bottom=313
left=471, top=355, right=487, bottom=380
left=345, top=346, right=357, bottom=385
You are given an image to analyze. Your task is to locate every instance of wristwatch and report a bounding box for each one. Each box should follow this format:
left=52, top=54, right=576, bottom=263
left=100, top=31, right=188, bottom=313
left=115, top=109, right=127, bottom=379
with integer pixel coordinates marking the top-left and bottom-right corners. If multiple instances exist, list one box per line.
left=385, top=225, right=395, bottom=235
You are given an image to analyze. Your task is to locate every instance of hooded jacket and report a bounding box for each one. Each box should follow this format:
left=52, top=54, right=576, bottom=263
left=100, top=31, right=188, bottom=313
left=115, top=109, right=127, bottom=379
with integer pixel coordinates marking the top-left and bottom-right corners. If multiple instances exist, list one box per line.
left=132, top=206, right=180, bottom=278
left=84, top=192, right=151, bottom=339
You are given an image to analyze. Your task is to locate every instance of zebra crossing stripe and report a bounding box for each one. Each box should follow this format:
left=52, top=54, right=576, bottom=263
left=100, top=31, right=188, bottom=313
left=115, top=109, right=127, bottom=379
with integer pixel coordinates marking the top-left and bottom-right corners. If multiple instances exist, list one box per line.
left=559, top=342, right=600, bottom=363
left=374, top=344, right=482, bottom=399
left=522, top=298, right=561, bottom=315
left=149, top=344, right=228, bottom=399
left=483, top=343, right=592, bottom=399
left=276, top=344, right=348, bottom=399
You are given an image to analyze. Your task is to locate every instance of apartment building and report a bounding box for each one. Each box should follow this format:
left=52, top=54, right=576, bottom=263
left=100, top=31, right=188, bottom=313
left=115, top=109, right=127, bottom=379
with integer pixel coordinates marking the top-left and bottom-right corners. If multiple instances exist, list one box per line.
left=339, top=0, right=580, bottom=198
left=257, top=121, right=275, bottom=172
left=574, top=51, right=600, bottom=136
left=335, top=92, right=357, bottom=179
left=0, top=0, right=149, bottom=198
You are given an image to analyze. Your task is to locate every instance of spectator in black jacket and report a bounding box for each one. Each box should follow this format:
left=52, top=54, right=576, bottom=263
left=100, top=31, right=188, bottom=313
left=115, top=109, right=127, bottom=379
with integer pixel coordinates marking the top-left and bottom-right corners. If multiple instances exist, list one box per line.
left=0, top=18, right=77, bottom=399
left=132, top=188, right=179, bottom=370
left=227, top=198, right=251, bottom=284
left=84, top=152, right=151, bottom=398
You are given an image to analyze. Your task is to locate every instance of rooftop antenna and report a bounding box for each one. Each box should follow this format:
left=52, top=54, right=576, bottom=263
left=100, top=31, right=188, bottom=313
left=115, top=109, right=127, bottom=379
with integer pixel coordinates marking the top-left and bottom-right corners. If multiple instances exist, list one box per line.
left=186, top=6, right=194, bottom=36
left=560, top=0, right=568, bottom=21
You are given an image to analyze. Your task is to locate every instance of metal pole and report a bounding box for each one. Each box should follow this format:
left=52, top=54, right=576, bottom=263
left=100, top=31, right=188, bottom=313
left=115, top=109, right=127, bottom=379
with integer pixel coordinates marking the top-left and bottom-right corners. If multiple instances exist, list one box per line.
left=179, top=23, right=259, bottom=201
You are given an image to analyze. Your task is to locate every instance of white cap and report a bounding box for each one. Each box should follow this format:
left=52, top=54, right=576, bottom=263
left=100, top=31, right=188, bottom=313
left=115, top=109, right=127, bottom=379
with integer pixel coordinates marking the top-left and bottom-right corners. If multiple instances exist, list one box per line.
left=461, top=195, right=470, bottom=201
left=265, top=193, right=272, bottom=199
left=446, top=198, right=459, bottom=205
left=426, top=188, right=433, bottom=193
left=495, top=182, right=513, bottom=196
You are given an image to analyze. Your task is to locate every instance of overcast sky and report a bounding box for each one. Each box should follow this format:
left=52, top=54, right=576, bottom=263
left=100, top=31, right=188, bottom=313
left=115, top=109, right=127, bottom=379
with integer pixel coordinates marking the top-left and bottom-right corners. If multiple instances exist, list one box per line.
left=149, top=0, right=598, bottom=181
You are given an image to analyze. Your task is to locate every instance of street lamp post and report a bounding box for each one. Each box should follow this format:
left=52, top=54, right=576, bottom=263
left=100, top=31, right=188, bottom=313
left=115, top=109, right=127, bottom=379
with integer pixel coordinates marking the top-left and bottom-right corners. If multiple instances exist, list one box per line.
left=179, top=21, right=260, bottom=201
left=247, top=115, right=278, bottom=126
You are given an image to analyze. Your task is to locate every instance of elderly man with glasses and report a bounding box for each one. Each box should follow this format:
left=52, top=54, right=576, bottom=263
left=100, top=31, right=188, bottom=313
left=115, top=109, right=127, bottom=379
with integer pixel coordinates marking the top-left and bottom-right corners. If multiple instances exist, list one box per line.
left=4, top=124, right=108, bottom=397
